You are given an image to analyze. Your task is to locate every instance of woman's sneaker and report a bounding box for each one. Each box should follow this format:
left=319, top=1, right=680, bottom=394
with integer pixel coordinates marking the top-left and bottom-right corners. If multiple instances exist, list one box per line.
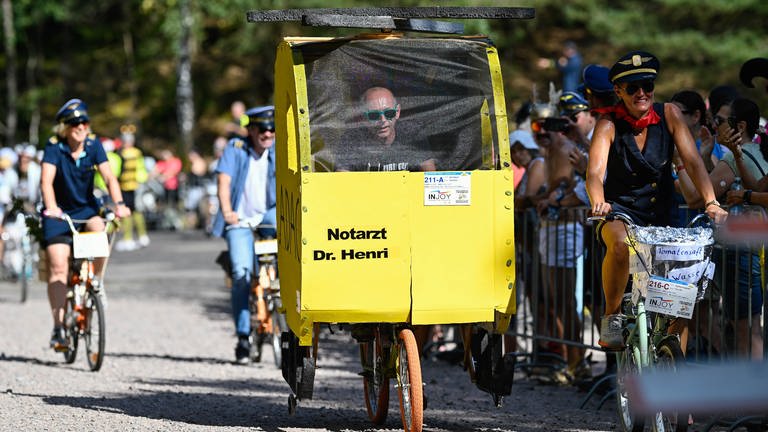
left=598, top=314, right=626, bottom=351
left=49, top=327, right=68, bottom=352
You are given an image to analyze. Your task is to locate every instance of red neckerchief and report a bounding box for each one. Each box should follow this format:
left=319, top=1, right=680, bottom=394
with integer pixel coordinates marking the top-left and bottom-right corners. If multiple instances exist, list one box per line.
left=593, top=103, right=661, bottom=132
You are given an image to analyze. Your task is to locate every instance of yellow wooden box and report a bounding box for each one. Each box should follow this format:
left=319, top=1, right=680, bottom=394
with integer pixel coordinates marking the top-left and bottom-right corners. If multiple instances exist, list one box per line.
left=274, top=35, right=516, bottom=346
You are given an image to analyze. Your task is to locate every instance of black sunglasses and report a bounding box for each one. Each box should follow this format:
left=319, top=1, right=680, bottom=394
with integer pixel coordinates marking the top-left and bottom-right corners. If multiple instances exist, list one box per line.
left=714, top=115, right=738, bottom=129
left=249, top=124, right=275, bottom=133
left=623, top=81, right=655, bottom=95
left=364, top=106, right=398, bottom=122
left=66, top=119, right=89, bottom=127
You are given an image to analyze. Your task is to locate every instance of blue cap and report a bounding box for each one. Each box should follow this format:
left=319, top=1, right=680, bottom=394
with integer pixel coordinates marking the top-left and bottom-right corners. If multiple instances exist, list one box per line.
left=55, top=98, right=90, bottom=124
left=609, top=51, right=660, bottom=83
left=582, top=64, right=613, bottom=94
left=559, top=91, right=589, bottom=116
left=240, top=105, right=275, bottom=128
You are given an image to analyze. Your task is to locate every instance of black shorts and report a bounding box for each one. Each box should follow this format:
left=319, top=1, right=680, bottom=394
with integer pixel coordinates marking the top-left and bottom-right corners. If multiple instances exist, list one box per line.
left=122, top=190, right=136, bottom=211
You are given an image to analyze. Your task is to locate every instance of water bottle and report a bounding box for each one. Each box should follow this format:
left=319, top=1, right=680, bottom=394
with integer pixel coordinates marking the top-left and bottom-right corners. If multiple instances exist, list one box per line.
left=729, top=177, right=744, bottom=215
left=547, top=181, right=567, bottom=221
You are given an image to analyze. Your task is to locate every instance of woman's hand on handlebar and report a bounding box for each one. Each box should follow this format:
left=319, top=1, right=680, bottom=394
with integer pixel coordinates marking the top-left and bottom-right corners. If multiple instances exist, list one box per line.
left=43, top=207, right=63, bottom=219
left=591, top=201, right=612, bottom=217
left=705, top=202, right=728, bottom=224
left=115, top=203, right=131, bottom=219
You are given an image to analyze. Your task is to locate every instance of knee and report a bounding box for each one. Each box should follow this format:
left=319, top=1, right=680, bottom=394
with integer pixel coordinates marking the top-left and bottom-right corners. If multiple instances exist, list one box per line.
left=606, top=240, right=629, bottom=265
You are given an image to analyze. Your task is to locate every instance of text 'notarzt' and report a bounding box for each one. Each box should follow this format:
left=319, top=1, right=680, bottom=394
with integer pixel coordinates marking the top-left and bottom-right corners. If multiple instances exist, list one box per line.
left=327, top=228, right=388, bottom=240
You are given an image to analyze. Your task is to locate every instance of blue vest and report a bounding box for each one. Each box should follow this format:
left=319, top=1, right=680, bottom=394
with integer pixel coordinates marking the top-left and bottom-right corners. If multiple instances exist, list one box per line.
left=604, top=103, right=675, bottom=226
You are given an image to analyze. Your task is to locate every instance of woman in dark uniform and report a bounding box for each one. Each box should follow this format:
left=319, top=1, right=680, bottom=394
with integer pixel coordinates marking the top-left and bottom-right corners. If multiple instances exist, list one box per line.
left=41, top=99, right=131, bottom=351
left=585, top=51, right=727, bottom=350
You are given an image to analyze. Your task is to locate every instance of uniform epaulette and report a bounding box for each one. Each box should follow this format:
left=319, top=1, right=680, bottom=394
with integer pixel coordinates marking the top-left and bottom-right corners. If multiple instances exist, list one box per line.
left=47, top=136, right=59, bottom=145
left=233, top=139, right=245, bottom=149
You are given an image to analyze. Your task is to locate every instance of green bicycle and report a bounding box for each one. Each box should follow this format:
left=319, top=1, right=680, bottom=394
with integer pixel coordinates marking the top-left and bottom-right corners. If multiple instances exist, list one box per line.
left=593, top=212, right=714, bottom=432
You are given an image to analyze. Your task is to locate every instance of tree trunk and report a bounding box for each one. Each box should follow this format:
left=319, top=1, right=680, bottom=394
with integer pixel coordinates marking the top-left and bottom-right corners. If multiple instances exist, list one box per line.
left=26, top=24, right=42, bottom=147
left=176, top=0, right=194, bottom=161
left=123, top=1, right=139, bottom=130
left=2, top=0, right=17, bottom=147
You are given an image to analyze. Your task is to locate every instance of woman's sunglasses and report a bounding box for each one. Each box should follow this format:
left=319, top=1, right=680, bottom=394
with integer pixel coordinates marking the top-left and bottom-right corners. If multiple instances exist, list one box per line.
left=66, top=119, right=89, bottom=127
left=714, top=115, right=737, bottom=129
left=364, top=106, right=398, bottom=122
left=623, top=81, right=655, bottom=95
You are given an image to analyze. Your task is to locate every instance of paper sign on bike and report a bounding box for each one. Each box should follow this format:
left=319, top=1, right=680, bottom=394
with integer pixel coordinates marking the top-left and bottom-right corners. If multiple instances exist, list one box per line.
left=254, top=239, right=278, bottom=255
left=644, top=275, right=697, bottom=319
left=655, top=244, right=705, bottom=261
left=73, top=232, right=110, bottom=258
left=423, top=172, right=471, bottom=206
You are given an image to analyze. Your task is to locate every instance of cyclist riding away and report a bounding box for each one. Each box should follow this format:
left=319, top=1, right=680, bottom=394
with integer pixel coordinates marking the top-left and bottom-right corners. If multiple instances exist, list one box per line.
left=41, top=98, right=131, bottom=351
left=585, top=51, right=728, bottom=350
left=212, top=105, right=277, bottom=364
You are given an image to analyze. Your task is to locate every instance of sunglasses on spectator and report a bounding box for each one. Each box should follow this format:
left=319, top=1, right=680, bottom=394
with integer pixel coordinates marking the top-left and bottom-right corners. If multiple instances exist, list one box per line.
left=248, top=124, right=275, bottom=133
left=364, top=106, right=398, bottom=122
left=623, top=80, right=655, bottom=95
left=714, top=115, right=738, bottom=129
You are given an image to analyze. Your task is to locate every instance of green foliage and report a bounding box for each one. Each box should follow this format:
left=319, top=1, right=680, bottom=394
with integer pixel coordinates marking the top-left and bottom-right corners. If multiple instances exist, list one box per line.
left=1, top=0, right=767, bottom=153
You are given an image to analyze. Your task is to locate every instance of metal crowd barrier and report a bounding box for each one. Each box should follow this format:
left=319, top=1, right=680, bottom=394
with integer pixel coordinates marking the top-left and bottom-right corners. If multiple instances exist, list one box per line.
left=510, top=205, right=767, bottom=376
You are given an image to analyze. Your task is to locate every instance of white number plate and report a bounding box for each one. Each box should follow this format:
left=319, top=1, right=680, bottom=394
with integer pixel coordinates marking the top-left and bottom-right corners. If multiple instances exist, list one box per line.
left=644, top=275, right=697, bottom=319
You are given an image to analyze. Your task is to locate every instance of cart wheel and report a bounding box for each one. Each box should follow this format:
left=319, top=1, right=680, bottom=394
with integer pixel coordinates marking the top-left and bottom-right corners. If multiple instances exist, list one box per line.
left=397, top=328, right=423, bottom=432
left=288, top=393, right=297, bottom=416
left=360, top=328, right=389, bottom=424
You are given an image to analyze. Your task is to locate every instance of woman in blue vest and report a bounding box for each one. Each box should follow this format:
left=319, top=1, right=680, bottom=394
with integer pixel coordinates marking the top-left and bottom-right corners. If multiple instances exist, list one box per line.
left=585, top=51, right=728, bottom=350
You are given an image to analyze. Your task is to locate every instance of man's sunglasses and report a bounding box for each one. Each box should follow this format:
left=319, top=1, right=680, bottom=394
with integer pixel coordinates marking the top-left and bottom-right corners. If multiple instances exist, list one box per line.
left=364, top=106, right=398, bottom=122
left=623, top=81, right=655, bottom=96
left=249, top=124, right=275, bottom=133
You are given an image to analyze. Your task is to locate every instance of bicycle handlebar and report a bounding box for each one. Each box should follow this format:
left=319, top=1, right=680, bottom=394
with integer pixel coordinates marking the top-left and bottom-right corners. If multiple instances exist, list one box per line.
left=43, top=210, right=117, bottom=234
left=224, top=222, right=277, bottom=232
left=586, top=211, right=635, bottom=227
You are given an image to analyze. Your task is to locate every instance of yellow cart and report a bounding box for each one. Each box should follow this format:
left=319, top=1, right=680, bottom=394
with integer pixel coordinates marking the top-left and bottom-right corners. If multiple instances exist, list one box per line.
left=249, top=7, right=534, bottom=432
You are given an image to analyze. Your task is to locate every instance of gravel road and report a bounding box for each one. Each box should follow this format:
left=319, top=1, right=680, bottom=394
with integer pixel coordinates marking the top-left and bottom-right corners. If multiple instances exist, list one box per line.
left=0, top=231, right=619, bottom=431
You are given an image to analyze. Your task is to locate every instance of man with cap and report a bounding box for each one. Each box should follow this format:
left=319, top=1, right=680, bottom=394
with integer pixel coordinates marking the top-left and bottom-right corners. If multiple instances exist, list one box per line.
left=559, top=91, right=593, bottom=176
left=586, top=51, right=727, bottom=350
left=212, top=105, right=277, bottom=364
left=579, top=64, right=617, bottom=110
left=41, top=98, right=130, bottom=351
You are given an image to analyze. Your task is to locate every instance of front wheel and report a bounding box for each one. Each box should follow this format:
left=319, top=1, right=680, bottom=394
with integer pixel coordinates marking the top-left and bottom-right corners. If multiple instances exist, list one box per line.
left=63, top=297, right=79, bottom=364
left=615, top=349, right=644, bottom=432
left=397, top=328, right=423, bottom=432
left=652, top=338, right=688, bottom=432
left=84, top=292, right=106, bottom=371
left=360, top=327, right=389, bottom=424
